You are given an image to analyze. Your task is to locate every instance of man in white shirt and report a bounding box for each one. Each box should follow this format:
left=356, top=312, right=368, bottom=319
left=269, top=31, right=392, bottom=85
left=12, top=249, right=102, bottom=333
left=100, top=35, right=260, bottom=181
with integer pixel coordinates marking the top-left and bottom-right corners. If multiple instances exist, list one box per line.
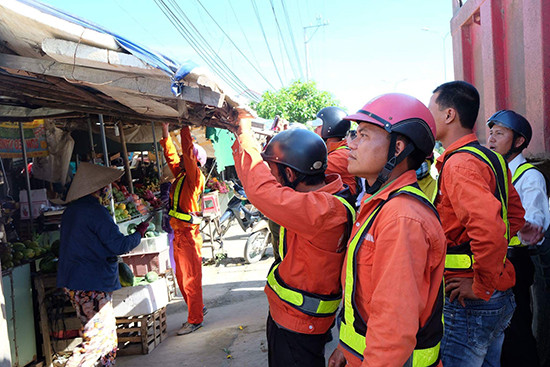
left=487, top=109, right=549, bottom=367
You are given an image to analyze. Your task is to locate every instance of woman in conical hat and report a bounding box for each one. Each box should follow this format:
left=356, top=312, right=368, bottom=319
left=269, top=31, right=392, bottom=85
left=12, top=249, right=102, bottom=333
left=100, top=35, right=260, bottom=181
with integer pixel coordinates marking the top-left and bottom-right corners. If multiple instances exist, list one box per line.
left=56, top=162, right=149, bottom=367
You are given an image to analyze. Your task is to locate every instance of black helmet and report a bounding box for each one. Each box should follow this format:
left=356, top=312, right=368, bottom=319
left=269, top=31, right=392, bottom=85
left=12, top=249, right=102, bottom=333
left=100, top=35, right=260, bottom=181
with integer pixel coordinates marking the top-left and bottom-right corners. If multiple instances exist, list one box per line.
left=487, top=110, right=532, bottom=153
left=317, top=107, right=350, bottom=139
left=261, top=129, right=327, bottom=175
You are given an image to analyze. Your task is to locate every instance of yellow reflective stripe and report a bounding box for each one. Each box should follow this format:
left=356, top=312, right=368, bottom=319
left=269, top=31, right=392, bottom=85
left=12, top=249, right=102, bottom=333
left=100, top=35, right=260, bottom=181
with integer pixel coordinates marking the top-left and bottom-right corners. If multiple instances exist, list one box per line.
left=278, top=226, right=285, bottom=259
left=316, top=299, right=341, bottom=314
left=396, top=186, right=431, bottom=203
left=267, top=264, right=304, bottom=306
left=412, top=342, right=440, bottom=367
left=334, top=145, right=350, bottom=151
left=334, top=196, right=356, bottom=223
left=458, top=147, right=510, bottom=241
left=172, top=173, right=185, bottom=212
left=342, top=206, right=381, bottom=352
left=512, top=163, right=535, bottom=184
left=509, top=236, right=526, bottom=247
left=445, top=254, right=473, bottom=269
left=267, top=263, right=341, bottom=314
left=340, top=321, right=366, bottom=356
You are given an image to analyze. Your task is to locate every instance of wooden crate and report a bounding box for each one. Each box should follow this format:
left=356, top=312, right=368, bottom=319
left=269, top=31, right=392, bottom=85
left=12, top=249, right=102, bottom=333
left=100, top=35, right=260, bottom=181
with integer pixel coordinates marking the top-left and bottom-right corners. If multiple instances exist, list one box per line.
left=116, top=306, right=167, bottom=355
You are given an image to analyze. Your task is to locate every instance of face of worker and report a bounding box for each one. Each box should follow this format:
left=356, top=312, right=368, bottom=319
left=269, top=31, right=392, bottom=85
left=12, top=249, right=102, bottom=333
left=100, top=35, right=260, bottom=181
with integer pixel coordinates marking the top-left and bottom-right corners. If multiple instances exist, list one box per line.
left=314, top=125, right=322, bottom=137
left=266, top=161, right=284, bottom=185
left=487, top=124, right=514, bottom=156
left=347, top=122, right=390, bottom=184
left=428, top=92, right=446, bottom=141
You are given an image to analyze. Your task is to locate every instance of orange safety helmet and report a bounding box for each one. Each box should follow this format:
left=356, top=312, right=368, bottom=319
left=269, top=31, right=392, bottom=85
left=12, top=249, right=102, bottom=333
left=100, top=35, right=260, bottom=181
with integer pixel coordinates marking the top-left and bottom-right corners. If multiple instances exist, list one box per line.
left=344, top=93, right=436, bottom=193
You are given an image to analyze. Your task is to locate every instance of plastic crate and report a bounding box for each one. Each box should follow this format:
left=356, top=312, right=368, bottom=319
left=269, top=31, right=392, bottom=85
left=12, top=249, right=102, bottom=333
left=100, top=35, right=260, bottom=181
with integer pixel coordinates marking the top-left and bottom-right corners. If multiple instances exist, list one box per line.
left=121, top=248, right=170, bottom=277
left=129, top=233, right=168, bottom=254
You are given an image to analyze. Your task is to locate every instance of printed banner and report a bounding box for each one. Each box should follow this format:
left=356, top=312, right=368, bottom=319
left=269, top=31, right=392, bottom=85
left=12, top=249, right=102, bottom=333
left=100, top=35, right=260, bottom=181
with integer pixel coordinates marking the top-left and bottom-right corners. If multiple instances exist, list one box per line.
left=0, top=120, right=48, bottom=158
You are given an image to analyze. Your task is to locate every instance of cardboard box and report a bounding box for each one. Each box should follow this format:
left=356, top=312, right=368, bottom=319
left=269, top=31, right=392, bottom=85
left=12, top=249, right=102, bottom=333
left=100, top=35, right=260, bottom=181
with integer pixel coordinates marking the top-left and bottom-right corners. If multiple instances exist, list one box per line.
left=112, top=278, right=169, bottom=317
left=121, top=248, right=170, bottom=277
left=19, top=189, right=48, bottom=219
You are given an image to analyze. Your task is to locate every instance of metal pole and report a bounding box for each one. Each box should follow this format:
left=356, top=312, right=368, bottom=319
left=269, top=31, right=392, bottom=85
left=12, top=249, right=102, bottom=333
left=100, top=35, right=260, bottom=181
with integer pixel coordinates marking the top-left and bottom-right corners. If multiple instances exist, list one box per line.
left=118, top=123, right=134, bottom=194
left=87, top=115, right=96, bottom=161
left=98, top=115, right=116, bottom=220
left=151, top=122, right=162, bottom=182
left=304, top=28, right=309, bottom=82
left=18, top=122, right=33, bottom=232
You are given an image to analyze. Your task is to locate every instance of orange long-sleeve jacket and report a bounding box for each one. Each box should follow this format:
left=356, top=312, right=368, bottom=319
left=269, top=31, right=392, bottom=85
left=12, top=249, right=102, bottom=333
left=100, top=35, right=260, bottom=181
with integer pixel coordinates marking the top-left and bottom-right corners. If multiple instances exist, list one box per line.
left=338, top=171, right=446, bottom=367
left=435, top=134, right=525, bottom=300
left=326, top=140, right=357, bottom=195
left=232, top=132, right=349, bottom=335
left=160, top=126, right=205, bottom=230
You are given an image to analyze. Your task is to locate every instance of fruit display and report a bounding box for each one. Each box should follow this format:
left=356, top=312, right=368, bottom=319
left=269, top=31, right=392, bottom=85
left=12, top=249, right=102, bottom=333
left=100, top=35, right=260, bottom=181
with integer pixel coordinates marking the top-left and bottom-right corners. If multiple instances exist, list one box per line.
left=114, top=203, right=131, bottom=222
left=118, top=262, right=135, bottom=287
left=140, top=189, right=163, bottom=210
left=206, top=177, right=229, bottom=193
left=132, top=271, right=159, bottom=286
left=1, top=238, right=54, bottom=271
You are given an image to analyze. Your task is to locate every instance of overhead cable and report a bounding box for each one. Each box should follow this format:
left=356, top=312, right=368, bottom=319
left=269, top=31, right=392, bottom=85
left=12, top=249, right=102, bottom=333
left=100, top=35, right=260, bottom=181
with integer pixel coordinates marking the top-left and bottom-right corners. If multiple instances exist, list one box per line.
left=250, top=0, right=284, bottom=87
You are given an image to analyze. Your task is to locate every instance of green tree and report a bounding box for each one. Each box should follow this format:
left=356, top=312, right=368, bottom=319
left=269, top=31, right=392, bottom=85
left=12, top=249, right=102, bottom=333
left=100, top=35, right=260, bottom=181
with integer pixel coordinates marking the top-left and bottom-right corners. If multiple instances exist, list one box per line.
left=251, top=80, right=341, bottom=124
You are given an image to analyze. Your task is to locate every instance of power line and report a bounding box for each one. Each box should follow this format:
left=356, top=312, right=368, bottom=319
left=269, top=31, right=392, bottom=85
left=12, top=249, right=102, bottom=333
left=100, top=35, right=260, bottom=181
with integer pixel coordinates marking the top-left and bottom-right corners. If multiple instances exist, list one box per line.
left=280, top=0, right=304, bottom=80
left=268, top=0, right=299, bottom=80
left=154, top=0, right=259, bottom=101
left=195, top=0, right=277, bottom=90
left=250, top=0, right=284, bottom=87
left=227, top=0, right=261, bottom=70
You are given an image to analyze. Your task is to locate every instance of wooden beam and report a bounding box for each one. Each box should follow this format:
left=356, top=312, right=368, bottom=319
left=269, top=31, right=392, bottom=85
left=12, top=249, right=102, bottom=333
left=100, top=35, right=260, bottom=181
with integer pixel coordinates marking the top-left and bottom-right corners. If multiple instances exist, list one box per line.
left=0, top=53, right=225, bottom=107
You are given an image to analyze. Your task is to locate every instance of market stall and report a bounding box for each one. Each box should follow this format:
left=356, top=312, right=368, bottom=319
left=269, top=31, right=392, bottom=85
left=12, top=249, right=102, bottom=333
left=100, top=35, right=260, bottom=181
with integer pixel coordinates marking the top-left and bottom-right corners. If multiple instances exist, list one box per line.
left=0, top=0, right=244, bottom=366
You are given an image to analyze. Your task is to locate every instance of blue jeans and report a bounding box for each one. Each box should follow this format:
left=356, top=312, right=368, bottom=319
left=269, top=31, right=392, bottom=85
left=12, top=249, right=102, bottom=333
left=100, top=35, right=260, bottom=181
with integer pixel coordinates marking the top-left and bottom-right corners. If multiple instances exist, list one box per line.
left=441, top=289, right=516, bottom=367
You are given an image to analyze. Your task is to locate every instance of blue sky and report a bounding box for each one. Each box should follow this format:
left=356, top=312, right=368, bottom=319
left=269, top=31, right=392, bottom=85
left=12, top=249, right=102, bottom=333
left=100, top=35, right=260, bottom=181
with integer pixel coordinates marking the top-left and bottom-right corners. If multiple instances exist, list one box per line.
left=40, top=0, right=454, bottom=113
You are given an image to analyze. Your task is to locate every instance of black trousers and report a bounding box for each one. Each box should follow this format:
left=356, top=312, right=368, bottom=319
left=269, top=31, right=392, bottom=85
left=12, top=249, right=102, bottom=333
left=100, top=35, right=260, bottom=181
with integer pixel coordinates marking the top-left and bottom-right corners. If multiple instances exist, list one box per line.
left=266, top=313, right=329, bottom=367
left=501, top=247, right=540, bottom=367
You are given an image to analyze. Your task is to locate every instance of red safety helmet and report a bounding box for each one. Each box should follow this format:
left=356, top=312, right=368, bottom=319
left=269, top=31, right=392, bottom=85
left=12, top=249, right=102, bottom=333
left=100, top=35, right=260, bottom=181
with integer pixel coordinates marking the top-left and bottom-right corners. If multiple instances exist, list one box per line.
left=344, top=93, right=436, bottom=157
left=344, top=93, right=436, bottom=193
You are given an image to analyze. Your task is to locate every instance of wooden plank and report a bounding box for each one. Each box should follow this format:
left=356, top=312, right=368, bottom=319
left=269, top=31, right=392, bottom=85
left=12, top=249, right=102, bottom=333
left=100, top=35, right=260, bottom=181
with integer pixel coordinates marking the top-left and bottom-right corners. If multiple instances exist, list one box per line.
left=0, top=53, right=225, bottom=107
left=34, top=276, right=53, bottom=367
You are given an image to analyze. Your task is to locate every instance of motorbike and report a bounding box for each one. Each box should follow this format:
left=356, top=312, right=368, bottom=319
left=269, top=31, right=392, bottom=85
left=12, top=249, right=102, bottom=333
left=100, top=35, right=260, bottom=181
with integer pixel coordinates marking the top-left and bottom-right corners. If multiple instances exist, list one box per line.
left=218, top=182, right=271, bottom=263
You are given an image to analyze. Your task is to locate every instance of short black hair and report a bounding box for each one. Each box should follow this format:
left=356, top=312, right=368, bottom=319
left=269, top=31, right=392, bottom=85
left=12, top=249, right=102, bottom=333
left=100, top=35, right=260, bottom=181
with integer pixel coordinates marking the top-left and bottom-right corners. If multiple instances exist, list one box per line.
left=433, top=81, right=480, bottom=130
left=301, top=172, right=326, bottom=186
left=395, top=134, right=425, bottom=171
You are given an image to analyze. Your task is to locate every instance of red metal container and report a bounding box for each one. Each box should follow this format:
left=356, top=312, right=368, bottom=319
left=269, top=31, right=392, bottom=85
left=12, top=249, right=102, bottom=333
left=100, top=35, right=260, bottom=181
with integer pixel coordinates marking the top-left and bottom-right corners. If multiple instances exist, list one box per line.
left=451, top=0, right=550, bottom=155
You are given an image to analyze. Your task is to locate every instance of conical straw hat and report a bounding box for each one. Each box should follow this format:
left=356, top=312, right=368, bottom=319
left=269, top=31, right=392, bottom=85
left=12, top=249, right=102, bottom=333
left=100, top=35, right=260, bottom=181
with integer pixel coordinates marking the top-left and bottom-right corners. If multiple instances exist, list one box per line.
left=64, top=162, right=123, bottom=203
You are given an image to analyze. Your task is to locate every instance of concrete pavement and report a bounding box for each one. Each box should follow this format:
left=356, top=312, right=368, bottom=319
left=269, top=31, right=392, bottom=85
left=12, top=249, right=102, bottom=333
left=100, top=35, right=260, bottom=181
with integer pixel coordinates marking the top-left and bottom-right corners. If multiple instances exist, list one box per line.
left=116, top=224, right=339, bottom=367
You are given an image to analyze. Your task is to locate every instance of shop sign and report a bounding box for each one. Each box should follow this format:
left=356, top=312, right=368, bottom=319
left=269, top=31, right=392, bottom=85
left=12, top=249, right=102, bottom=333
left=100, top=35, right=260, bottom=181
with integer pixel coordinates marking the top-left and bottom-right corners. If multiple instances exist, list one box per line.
left=0, top=120, right=48, bottom=158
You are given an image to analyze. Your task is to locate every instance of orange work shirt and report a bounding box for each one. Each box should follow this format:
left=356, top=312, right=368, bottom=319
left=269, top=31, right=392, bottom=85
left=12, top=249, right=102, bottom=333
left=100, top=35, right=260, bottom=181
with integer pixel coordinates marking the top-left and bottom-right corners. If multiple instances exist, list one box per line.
left=232, top=132, right=349, bottom=335
left=339, top=171, right=446, bottom=367
left=160, top=126, right=205, bottom=230
left=326, top=140, right=357, bottom=195
left=435, top=133, right=525, bottom=300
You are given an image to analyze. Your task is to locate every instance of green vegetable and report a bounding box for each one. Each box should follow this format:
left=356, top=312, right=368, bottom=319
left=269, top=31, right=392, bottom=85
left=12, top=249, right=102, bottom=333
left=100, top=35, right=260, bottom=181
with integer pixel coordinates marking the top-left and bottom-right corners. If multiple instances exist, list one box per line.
left=145, top=271, right=158, bottom=283
left=118, top=262, right=135, bottom=287
left=127, top=223, right=137, bottom=235
left=39, top=256, right=58, bottom=273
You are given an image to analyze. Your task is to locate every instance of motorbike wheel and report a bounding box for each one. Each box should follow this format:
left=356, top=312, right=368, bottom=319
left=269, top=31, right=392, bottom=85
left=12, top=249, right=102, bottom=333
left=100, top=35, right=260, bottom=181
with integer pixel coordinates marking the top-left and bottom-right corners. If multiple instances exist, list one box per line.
left=244, top=228, right=269, bottom=264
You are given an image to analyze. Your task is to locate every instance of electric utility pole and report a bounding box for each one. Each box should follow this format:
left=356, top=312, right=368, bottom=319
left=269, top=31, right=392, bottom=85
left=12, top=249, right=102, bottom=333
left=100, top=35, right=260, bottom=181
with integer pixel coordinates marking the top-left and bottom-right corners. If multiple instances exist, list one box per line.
left=304, top=17, right=329, bottom=82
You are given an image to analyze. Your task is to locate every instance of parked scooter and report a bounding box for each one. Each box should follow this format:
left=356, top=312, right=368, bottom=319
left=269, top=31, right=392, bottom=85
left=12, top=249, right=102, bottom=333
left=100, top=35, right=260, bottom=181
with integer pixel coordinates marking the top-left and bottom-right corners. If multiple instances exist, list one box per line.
left=218, top=182, right=271, bottom=263
left=244, top=217, right=272, bottom=263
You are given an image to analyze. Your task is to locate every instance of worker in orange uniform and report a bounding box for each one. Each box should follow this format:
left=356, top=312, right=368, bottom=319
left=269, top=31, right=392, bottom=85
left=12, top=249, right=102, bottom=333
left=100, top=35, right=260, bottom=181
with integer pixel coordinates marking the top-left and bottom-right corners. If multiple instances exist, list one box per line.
left=310, top=106, right=358, bottom=196
left=427, top=81, right=534, bottom=366
left=328, top=93, right=446, bottom=367
left=160, top=123, right=206, bottom=335
left=231, top=110, right=355, bottom=367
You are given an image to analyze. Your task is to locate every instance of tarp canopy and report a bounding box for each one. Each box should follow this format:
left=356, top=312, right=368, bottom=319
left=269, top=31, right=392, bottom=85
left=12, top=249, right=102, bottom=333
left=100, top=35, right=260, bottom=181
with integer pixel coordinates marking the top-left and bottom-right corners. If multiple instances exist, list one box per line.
left=0, top=0, right=243, bottom=130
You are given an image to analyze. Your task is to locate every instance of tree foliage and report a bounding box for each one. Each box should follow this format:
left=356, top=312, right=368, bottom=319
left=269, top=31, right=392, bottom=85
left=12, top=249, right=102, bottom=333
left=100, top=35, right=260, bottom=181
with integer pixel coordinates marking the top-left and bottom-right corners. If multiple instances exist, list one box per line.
left=251, top=80, right=341, bottom=124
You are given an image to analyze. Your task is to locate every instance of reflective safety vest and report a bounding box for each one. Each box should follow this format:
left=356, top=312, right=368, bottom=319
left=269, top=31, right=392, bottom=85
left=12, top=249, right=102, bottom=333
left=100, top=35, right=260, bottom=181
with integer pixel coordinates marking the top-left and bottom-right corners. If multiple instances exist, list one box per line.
left=508, top=162, right=537, bottom=247
left=266, top=191, right=356, bottom=317
left=334, top=145, right=350, bottom=151
left=168, top=172, right=202, bottom=224
left=340, top=184, right=443, bottom=366
left=436, top=143, right=510, bottom=270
